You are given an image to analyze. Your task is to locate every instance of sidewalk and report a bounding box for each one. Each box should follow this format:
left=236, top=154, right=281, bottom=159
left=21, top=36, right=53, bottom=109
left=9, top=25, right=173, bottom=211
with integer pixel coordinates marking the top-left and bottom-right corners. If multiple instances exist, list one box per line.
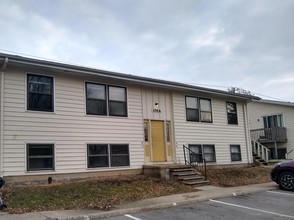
left=0, top=182, right=277, bottom=220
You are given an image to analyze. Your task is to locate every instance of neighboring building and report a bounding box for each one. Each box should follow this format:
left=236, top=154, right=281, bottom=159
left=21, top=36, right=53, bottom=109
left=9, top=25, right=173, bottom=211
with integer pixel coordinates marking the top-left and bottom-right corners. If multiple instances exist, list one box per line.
left=248, top=99, right=294, bottom=160
left=0, top=53, right=257, bottom=183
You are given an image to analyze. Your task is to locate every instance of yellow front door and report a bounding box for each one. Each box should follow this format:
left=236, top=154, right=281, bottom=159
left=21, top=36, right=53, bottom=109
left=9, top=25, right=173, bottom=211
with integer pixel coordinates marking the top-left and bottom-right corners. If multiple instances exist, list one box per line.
left=151, top=120, right=166, bottom=162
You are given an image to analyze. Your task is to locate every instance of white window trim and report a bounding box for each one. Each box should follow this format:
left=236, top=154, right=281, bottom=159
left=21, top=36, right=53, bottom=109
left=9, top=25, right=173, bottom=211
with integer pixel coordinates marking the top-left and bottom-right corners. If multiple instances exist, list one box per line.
left=226, top=101, right=238, bottom=125
left=84, top=81, right=129, bottom=118
left=185, top=95, right=213, bottom=123
left=25, top=142, right=56, bottom=173
left=188, top=144, right=216, bottom=162
left=86, top=143, right=131, bottom=169
left=230, top=144, right=242, bottom=162
left=25, top=72, right=56, bottom=114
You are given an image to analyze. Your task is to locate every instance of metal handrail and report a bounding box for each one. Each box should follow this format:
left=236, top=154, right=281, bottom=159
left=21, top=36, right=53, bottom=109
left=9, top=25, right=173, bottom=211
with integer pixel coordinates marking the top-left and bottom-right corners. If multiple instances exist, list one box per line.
left=183, top=145, right=207, bottom=180
left=285, top=149, right=293, bottom=159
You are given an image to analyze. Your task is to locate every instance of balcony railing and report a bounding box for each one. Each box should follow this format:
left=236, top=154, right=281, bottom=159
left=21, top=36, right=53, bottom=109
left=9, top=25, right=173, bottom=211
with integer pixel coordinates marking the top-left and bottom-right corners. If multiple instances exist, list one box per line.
left=250, top=127, right=287, bottom=143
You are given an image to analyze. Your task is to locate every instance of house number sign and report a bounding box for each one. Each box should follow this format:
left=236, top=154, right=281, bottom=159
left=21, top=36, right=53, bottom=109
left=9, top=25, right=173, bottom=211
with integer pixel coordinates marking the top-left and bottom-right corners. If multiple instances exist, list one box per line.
left=152, top=109, right=162, bottom=113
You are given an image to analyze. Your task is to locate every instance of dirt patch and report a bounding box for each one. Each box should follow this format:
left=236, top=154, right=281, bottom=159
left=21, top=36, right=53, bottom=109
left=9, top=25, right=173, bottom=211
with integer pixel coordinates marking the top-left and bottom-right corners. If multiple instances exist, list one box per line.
left=0, top=166, right=273, bottom=214
left=1, top=175, right=196, bottom=214
left=207, top=166, right=272, bottom=187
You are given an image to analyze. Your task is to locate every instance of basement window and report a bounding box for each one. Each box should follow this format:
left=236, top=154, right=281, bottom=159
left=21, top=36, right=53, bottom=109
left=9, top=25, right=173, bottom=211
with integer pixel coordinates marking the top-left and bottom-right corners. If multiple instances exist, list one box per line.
left=88, top=144, right=109, bottom=168
left=230, top=145, right=242, bottom=161
left=27, top=144, right=54, bottom=171
left=189, top=144, right=202, bottom=163
left=110, top=144, right=130, bottom=166
left=189, top=144, right=216, bottom=162
left=87, top=144, right=130, bottom=168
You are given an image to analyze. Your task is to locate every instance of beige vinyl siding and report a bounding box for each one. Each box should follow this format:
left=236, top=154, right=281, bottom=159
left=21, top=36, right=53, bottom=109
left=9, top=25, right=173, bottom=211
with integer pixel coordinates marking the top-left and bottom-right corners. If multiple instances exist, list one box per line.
left=2, top=70, right=144, bottom=176
left=173, top=93, right=251, bottom=165
left=141, top=88, right=172, bottom=120
left=248, top=102, right=294, bottom=159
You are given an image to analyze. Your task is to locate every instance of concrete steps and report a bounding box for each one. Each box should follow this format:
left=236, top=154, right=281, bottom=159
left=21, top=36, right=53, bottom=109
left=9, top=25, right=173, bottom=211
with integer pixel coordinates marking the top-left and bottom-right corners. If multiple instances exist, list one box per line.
left=182, top=180, right=210, bottom=186
left=170, top=166, right=209, bottom=187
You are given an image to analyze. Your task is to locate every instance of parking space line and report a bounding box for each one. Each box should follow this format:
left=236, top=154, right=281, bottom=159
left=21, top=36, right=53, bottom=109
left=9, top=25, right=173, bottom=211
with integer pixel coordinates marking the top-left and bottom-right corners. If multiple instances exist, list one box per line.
left=267, top=191, right=294, bottom=196
left=209, top=199, right=294, bottom=219
left=125, top=214, right=142, bottom=220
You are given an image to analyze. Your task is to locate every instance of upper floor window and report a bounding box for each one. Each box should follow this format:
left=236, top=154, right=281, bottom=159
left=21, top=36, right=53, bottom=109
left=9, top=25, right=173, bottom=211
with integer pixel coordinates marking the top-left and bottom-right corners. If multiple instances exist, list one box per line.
left=86, top=83, right=107, bottom=115
left=86, top=83, right=127, bottom=117
left=108, top=86, right=127, bottom=116
left=200, top=99, right=212, bottom=122
left=185, top=96, right=212, bottom=123
left=263, top=114, right=284, bottom=128
left=27, top=74, right=54, bottom=112
left=226, top=102, right=238, bottom=125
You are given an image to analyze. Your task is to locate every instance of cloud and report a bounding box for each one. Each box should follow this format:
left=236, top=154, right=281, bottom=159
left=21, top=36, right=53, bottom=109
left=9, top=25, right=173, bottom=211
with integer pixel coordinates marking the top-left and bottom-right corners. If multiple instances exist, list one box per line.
left=189, top=27, right=242, bottom=57
left=0, top=0, right=294, bottom=102
left=263, top=74, right=294, bottom=87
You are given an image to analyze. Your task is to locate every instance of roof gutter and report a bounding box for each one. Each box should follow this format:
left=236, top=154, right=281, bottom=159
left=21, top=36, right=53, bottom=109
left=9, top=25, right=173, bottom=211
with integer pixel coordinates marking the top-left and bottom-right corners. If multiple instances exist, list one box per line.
left=250, top=98, right=294, bottom=107
left=0, top=57, right=8, bottom=177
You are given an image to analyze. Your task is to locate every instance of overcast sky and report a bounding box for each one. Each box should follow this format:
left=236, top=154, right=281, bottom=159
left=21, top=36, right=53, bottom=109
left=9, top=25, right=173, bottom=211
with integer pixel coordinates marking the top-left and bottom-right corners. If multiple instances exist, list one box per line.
left=1, top=0, right=293, bottom=102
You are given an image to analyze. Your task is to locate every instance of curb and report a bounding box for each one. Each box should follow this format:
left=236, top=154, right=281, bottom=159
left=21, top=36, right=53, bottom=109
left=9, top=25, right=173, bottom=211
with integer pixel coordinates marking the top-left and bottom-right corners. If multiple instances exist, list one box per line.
left=57, top=183, right=277, bottom=220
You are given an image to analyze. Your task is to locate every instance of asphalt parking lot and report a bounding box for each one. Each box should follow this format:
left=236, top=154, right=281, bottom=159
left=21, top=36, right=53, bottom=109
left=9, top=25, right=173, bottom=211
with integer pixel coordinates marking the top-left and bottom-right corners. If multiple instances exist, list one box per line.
left=103, top=190, right=294, bottom=220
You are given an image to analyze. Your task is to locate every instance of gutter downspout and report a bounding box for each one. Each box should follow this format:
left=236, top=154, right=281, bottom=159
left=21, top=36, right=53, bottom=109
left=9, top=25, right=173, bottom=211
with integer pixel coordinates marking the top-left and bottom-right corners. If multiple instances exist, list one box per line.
left=243, top=103, right=251, bottom=164
left=0, top=57, right=8, bottom=176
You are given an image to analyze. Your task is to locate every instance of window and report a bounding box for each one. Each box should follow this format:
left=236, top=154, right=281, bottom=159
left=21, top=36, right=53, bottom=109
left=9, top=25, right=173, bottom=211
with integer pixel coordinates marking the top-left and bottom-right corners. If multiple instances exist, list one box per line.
left=263, top=114, right=284, bottom=128
left=230, top=145, right=242, bottom=161
left=144, top=120, right=149, bottom=142
left=27, top=74, right=54, bottom=112
left=226, top=102, right=238, bottom=125
left=108, top=86, right=127, bottom=116
left=86, top=83, right=127, bottom=117
left=87, top=144, right=130, bottom=168
left=27, top=144, right=54, bottom=171
left=189, top=144, right=216, bottom=162
left=86, top=83, right=107, bottom=115
left=186, top=96, right=212, bottom=123
left=88, top=144, right=109, bottom=168
left=200, top=99, right=212, bottom=122
left=186, top=96, right=199, bottom=122
left=189, top=145, right=202, bottom=162
left=203, top=145, right=216, bottom=162
left=110, top=144, right=130, bottom=166
left=165, top=121, right=171, bottom=142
